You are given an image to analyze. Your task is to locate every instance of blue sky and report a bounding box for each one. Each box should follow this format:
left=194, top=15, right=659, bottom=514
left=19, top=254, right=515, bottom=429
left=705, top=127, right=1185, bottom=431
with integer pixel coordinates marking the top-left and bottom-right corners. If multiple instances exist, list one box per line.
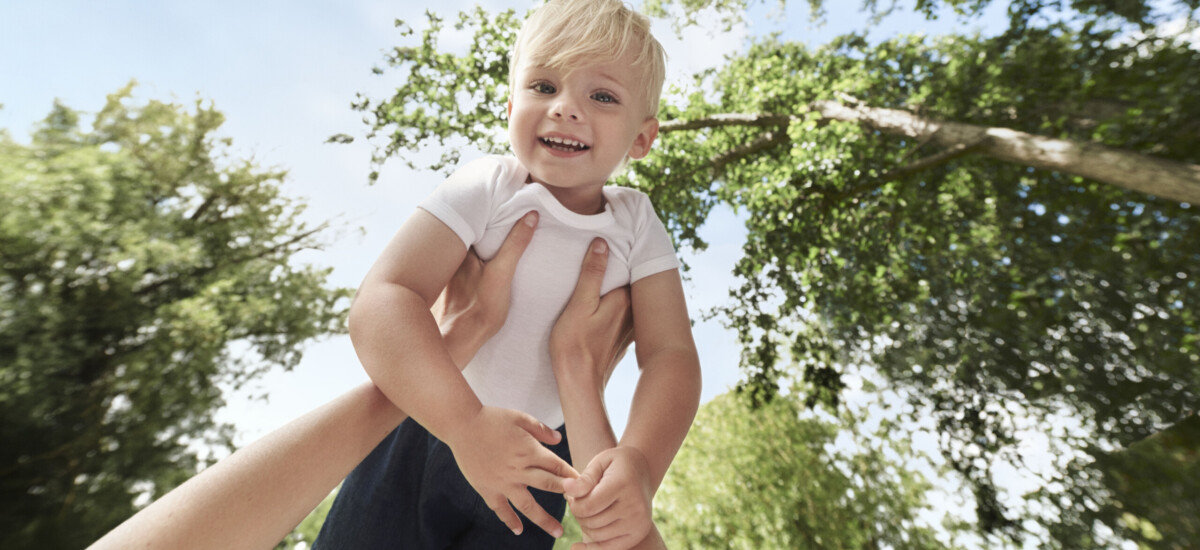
left=0, top=1, right=1009, bottom=448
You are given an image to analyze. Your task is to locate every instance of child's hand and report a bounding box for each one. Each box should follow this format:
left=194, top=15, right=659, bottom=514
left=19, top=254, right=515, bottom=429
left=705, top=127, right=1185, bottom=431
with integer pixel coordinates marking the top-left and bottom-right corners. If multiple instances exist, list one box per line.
left=446, top=405, right=578, bottom=538
left=563, top=446, right=656, bottom=550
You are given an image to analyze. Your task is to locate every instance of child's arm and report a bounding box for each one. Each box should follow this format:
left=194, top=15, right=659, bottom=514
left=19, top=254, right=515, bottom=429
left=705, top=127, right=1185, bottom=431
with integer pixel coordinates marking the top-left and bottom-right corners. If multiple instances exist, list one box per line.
left=618, top=267, right=702, bottom=489
left=350, top=209, right=576, bottom=537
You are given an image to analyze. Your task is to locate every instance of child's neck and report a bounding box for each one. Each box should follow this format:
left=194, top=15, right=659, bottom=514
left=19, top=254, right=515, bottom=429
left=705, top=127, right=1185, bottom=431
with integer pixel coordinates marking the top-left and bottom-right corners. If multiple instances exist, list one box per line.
left=528, top=176, right=607, bottom=215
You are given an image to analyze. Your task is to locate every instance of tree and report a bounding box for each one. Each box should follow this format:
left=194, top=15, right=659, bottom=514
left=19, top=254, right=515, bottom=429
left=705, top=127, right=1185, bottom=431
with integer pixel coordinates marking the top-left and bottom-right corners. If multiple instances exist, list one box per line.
left=0, top=85, right=351, bottom=549
left=343, top=1, right=1199, bottom=546
left=654, top=389, right=952, bottom=549
left=642, top=0, right=1200, bottom=33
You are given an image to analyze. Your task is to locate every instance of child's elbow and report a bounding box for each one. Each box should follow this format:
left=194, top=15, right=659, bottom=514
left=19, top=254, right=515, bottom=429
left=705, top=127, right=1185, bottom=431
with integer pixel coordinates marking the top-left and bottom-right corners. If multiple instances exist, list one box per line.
left=664, top=348, right=703, bottom=402
left=345, top=285, right=379, bottom=350
left=687, top=353, right=703, bottom=401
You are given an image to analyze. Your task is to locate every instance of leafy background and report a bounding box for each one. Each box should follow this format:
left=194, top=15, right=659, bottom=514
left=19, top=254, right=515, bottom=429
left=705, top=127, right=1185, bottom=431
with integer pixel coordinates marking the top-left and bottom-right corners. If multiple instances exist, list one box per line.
left=3, top=0, right=1198, bottom=548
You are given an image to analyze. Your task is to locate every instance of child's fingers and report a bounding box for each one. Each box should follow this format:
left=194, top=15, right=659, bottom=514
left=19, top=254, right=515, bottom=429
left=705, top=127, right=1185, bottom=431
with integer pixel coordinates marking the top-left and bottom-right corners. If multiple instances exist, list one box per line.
left=575, top=508, right=620, bottom=532
left=574, top=503, right=620, bottom=536
left=563, top=470, right=598, bottom=499
left=577, top=514, right=635, bottom=545
left=577, top=475, right=621, bottom=512
left=484, top=494, right=525, bottom=536
left=531, top=447, right=578, bottom=481
left=570, top=535, right=636, bottom=550
left=522, top=466, right=576, bottom=494
left=510, top=491, right=565, bottom=539
left=516, top=414, right=563, bottom=447
left=568, top=455, right=618, bottom=518
left=486, top=210, right=539, bottom=285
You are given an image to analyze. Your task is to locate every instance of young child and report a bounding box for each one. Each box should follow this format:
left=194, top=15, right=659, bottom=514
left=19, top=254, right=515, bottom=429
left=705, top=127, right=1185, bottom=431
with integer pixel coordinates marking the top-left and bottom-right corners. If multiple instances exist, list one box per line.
left=317, top=1, right=701, bottom=548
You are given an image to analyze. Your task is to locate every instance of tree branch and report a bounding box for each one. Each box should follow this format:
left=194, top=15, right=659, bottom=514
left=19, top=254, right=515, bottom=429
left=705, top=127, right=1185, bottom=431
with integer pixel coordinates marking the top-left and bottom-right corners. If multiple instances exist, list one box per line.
left=661, top=102, right=1200, bottom=205
left=134, top=222, right=330, bottom=299
left=188, top=194, right=219, bottom=222
left=882, top=136, right=991, bottom=181
left=710, top=130, right=792, bottom=176
left=660, top=113, right=797, bottom=132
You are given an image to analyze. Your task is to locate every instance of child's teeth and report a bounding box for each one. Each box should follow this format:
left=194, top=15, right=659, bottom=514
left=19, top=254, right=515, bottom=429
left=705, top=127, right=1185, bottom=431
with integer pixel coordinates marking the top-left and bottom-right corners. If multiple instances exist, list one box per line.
left=546, top=137, right=583, bottom=148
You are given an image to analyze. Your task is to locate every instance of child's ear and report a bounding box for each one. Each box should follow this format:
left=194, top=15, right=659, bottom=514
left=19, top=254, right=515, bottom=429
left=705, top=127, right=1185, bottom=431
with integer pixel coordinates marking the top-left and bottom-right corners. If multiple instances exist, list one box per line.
left=507, top=99, right=513, bottom=119
left=627, top=118, right=659, bottom=160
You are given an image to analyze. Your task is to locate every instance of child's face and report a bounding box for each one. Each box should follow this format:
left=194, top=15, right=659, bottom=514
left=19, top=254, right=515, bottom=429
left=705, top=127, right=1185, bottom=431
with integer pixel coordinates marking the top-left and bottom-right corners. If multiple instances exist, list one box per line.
left=507, top=51, right=658, bottom=212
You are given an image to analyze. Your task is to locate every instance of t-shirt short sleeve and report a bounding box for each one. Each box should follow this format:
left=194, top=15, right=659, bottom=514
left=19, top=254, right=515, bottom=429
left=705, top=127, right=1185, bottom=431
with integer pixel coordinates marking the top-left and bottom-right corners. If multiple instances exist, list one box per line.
left=417, top=157, right=513, bottom=247
left=628, top=194, right=682, bottom=283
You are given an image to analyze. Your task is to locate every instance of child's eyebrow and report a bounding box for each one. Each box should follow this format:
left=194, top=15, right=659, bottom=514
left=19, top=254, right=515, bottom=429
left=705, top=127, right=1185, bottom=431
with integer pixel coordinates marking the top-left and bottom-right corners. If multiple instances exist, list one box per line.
left=594, top=71, right=631, bottom=92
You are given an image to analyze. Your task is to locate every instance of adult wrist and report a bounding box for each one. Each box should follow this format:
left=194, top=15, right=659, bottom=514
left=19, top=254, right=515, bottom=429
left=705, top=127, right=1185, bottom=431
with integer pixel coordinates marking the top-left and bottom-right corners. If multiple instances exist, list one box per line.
left=551, top=353, right=605, bottom=396
left=441, top=309, right=495, bottom=368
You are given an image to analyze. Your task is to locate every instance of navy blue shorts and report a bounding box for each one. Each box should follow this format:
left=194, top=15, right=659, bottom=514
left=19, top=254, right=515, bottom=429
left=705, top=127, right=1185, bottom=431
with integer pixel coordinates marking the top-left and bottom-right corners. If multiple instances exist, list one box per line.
left=315, top=417, right=571, bottom=549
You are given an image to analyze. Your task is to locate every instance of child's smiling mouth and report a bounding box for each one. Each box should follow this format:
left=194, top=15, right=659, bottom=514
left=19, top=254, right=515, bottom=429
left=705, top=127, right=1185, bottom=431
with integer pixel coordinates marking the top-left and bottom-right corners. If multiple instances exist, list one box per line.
left=539, top=136, right=591, bottom=153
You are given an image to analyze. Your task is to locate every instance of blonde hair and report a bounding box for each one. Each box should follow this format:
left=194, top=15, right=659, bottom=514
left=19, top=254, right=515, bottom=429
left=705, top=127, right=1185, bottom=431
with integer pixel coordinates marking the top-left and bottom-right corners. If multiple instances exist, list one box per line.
left=510, top=0, right=667, bottom=119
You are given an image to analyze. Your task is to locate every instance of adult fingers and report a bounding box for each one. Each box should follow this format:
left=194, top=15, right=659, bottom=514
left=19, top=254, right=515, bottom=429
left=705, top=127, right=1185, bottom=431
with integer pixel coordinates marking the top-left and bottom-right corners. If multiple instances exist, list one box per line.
left=567, top=238, right=610, bottom=310
left=511, top=491, right=565, bottom=538
left=485, top=210, right=539, bottom=287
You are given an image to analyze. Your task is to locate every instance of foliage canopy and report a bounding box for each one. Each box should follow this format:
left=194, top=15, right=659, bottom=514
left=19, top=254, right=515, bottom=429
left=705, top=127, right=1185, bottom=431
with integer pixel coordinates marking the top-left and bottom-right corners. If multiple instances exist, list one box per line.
left=655, top=390, right=951, bottom=549
left=0, top=85, right=350, bottom=549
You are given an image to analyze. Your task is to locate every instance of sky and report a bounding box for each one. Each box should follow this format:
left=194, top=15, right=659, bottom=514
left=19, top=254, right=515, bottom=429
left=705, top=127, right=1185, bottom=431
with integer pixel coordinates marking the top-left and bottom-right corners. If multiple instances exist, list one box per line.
left=0, top=0, right=1009, bottom=449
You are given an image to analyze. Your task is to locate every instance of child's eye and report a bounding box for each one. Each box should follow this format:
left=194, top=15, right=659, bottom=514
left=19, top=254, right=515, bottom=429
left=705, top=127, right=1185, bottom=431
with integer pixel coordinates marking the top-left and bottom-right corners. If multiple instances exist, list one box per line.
left=592, top=92, right=619, bottom=104
left=531, top=81, right=556, bottom=94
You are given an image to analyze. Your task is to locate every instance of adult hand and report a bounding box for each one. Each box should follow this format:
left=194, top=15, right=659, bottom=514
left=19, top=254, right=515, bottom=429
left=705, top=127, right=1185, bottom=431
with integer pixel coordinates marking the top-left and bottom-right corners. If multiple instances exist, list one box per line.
left=551, top=239, right=658, bottom=549
left=549, top=238, right=634, bottom=391
left=434, top=211, right=538, bottom=368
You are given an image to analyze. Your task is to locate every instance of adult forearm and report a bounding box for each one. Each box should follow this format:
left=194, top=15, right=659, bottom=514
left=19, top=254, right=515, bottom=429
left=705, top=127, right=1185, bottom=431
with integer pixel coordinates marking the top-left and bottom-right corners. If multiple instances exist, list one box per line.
left=620, top=349, right=701, bottom=491
left=555, top=368, right=619, bottom=468
left=90, top=382, right=403, bottom=550
left=349, top=281, right=483, bottom=440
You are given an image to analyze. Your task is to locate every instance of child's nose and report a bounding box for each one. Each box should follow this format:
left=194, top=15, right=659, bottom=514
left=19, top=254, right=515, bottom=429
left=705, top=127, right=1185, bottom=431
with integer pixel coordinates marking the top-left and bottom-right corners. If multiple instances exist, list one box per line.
left=550, top=98, right=582, bottom=121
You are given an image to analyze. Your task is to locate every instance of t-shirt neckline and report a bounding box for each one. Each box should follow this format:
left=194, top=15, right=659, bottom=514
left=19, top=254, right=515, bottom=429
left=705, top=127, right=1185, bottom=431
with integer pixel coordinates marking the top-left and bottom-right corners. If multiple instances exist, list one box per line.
left=525, top=180, right=616, bottom=230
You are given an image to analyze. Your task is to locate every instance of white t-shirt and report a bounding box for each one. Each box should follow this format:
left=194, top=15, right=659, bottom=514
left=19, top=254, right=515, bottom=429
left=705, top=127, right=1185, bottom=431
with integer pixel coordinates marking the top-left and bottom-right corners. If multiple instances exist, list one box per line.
left=419, top=155, right=680, bottom=427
